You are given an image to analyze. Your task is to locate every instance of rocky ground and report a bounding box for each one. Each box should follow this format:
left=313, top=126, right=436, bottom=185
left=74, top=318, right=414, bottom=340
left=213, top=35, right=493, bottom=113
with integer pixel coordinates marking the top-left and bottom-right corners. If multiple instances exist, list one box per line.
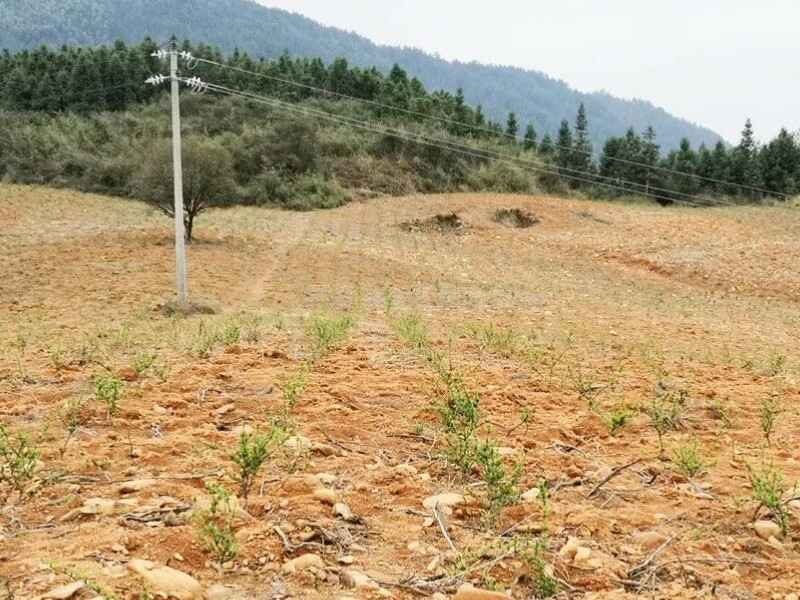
left=1, top=184, right=799, bottom=600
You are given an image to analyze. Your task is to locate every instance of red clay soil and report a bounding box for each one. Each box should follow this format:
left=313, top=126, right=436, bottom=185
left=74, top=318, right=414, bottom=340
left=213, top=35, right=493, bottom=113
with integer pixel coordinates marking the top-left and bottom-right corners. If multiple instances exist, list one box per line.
left=1, top=184, right=799, bottom=600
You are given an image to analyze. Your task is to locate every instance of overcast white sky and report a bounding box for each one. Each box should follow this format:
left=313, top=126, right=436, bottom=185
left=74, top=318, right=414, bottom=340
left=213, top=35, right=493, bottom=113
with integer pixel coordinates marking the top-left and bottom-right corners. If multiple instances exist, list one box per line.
left=261, top=0, right=797, bottom=143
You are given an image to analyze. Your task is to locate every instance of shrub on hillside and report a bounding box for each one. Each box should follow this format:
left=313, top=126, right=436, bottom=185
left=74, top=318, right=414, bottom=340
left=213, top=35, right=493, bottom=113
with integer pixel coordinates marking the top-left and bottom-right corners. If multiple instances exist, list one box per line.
left=467, top=160, right=538, bottom=194
left=131, top=136, right=236, bottom=241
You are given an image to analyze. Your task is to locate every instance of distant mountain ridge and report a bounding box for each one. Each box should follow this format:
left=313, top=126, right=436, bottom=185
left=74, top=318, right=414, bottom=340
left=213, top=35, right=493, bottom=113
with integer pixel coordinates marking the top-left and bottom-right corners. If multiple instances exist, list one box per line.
left=0, top=0, right=724, bottom=151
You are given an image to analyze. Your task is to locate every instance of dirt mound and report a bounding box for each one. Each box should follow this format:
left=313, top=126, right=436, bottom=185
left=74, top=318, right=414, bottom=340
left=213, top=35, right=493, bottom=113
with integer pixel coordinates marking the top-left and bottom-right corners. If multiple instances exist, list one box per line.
left=400, top=212, right=465, bottom=233
left=493, top=208, right=540, bottom=228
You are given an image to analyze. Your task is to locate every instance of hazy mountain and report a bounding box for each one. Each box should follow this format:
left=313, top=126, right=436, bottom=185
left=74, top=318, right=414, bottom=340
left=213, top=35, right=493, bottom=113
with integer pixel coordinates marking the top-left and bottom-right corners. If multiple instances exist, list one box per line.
left=1, top=0, right=724, bottom=150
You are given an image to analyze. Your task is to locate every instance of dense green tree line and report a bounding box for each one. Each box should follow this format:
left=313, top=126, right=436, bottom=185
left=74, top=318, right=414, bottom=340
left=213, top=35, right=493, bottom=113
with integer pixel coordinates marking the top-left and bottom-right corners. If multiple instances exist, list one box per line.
left=0, top=39, right=508, bottom=141
left=1, top=39, right=798, bottom=210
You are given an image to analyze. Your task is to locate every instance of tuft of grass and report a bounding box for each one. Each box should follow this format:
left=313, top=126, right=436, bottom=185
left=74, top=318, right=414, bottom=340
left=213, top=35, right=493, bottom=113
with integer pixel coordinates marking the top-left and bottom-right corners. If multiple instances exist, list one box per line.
left=232, top=426, right=287, bottom=501
left=132, top=352, right=156, bottom=375
left=600, top=405, right=633, bottom=435
left=467, top=323, right=524, bottom=359
left=307, top=311, right=355, bottom=358
left=759, top=396, right=782, bottom=447
left=194, top=482, right=239, bottom=563
left=643, top=387, right=688, bottom=455
left=476, top=439, right=521, bottom=516
left=670, top=439, right=708, bottom=478
left=393, top=312, right=430, bottom=351
left=748, top=463, right=793, bottom=536
left=281, top=362, right=310, bottom=412
left=94, top=374, right=123, bottom=417
left=58, top=398, right=86, bottom=457
left=518, top=537, right=559, bottom=598
left=438, top=373, right=481, bottom=474
left=0, top=424, right=40, bottom=495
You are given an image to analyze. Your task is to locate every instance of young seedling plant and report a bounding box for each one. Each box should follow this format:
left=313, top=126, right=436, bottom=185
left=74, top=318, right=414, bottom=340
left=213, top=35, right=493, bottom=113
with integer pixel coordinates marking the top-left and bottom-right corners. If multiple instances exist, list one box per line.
left=0, top=424, right=40, bottom=496
left=232, top=426, right=287, bottom=502
left=94, top=374, right=123, bottom=417
left=194, top=482, right=239, bottom=563
left=748, top=462, right=794, bottom=536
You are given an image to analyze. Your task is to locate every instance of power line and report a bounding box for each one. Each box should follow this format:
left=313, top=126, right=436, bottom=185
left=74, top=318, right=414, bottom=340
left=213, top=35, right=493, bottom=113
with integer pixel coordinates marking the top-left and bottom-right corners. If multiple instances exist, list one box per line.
left=198, top=80, right=739, bottom=209
left=194, top=56, right=788, bottom=199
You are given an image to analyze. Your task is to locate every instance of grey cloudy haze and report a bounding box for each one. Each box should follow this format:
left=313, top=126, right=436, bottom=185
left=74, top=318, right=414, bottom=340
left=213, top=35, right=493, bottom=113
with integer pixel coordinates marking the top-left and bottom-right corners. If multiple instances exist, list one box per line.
left=261, top=0, right=798, bottom=143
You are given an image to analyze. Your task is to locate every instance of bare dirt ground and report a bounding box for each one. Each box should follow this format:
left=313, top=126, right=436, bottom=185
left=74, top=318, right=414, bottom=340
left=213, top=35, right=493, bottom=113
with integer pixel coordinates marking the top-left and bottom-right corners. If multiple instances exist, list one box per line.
left=1, top=184, right=799, bottom=600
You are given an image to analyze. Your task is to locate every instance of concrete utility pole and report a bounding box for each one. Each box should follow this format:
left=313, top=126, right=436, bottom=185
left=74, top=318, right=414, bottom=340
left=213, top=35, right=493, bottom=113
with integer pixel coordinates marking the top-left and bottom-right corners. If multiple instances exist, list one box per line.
left=170, top=48, right=188, bottom=306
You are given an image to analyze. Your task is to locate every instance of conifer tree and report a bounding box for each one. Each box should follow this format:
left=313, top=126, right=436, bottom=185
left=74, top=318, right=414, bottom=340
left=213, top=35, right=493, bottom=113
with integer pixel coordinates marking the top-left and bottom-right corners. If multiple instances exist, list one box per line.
left=539, top=133, right=554, bottom=157
left=572, top=103, right=594, bottom=174
left=505, top=112, right=519, bottom=140
left=556, top=119, right=573, bottom=172
left=523, top=124, right=538, bottom=151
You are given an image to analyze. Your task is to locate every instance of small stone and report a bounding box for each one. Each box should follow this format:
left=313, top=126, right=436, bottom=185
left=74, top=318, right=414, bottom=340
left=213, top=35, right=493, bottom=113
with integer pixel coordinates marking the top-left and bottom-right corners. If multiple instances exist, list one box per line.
left=558, top=537, right=581, bottom=560
left=520, top=487, right=541, bottom=502
left=282, top=554, right=325, bottom=574
left=118, top=479, right=156, bottom=495
left=316, top=473, right=338, bottom=486
left=788, top=500, right=800, bottom=513
left=432, top=594, right=447, bottom=600
left=338, top=555, right=355, bottom=565
left=128, top=559, right=203, bottom=600
left=395, top=464, right=418, bottom=477
left=313, top=488, right=337, bottom=505
left=214, top=403, right=235, bottom=416
left=311, top=443, right=339, bottom=456
left=632, top=531, right=668, bottom=551
left=573, top=546, right=592, bottom=566
left=333, top=502, right=357, bottom=522
left=453, top=583, right=512, bottom=600
left=118, top=368, right=138, bottom=382
left=422, top=493, right=465, bottom=510
left=341, top=569, right=379, bottom=590
left=173, top=553, right=184, bottom=562
left=41, top=581, right=85, bottom=599
left=754, top=520, right=782, bottom=540
left=206, top=584, right=236, bottom=600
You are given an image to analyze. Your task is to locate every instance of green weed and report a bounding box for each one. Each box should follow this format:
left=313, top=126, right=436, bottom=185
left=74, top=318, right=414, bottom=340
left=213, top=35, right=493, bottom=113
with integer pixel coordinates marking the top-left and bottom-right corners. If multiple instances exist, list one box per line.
left=670, top=439, right=708, bottom=478
left=308, top=311, right=355, bottom=357
left=476, top=439, right=521, bottom=515
left=94, top=374, right=123, bottom=416
left=232, top=426, right=287, bottom=501
left=194, top=482, right=239, bottom=563
left=748, top=463, right=793, bottom=535
left=759, top=396, right=782, bottom=446
left=0, top=424, right=40, bottom=495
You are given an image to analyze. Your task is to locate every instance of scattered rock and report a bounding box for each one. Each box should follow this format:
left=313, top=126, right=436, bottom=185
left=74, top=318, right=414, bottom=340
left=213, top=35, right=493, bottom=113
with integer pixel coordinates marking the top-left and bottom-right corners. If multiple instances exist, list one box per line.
left=395, top=464, right=418, bottom=477
left=40, top=581, right=84, bottom=599
left=453, top=583, right=512, bottom=600
left=214, top=403, right=235, bottom=416
left=558, top=537, right=581, bottom=560
left=520, top=487, right=541, bottom=502
left=754, top=520, right=782, bottom=541
left=206, top=585, right=237, bottom=600
left=422, top=493, right=465, bottom=510
left=282, top=554, right=325, bottom=574
left=316, top=473, right=338, bottom=486
left=128, top=559, right=203, bottom=600
left=118, top=479, right=156, bottom=495
left=61, top=497, right=130, bottom=521
left=788, top=500, right=800, bottom=513
left=633, top=531, right=669, bottom=551
left=333, top=502, right=359, bottom=523
left=313, top=488, right=337, bottom=505
left=341, top=569, right=379, bottom=590
left=118, top=367, right=138, bottom=382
